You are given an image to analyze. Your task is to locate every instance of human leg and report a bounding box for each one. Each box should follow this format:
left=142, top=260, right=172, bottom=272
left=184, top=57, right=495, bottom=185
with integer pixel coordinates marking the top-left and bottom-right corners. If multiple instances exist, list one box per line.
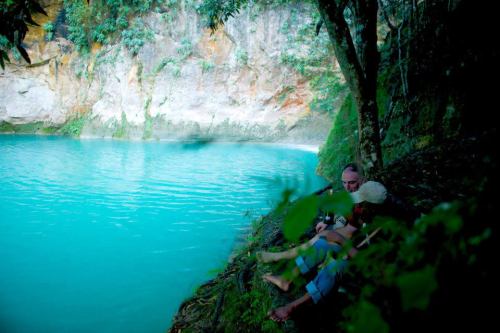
left=267, top=259, right=348, bottom=322
left=262, top=238, right=342, bottom=291
left=257, top=234, right=322, bottom=263
left=305, top=258, right=348, bottom=304
left=294, top=238, right=342, bottom=275
left=268, top=293, right=313, bottom=322
left=262, top=267, right=300, bottom=292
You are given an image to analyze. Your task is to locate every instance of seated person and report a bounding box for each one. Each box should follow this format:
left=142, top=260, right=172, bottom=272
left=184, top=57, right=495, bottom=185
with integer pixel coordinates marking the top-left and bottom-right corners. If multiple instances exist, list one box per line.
left=260, top=181, right=419, bottom=322
left=315, top=163, right=364, bottom=233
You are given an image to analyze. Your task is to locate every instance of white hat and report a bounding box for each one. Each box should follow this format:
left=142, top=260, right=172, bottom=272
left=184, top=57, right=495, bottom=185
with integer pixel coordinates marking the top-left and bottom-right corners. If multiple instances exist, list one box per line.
left=350, top=181, right=387, bottom=204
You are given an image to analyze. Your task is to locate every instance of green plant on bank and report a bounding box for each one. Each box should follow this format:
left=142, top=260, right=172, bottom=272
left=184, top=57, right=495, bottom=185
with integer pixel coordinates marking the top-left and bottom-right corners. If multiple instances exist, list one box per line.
left=171, top=152, right=493, bottom=332
left=309, top=73, right=346, bottom=114
left=317, top=94, right=358, bottom=181
left=235, top=48, right=248, bottom=66
left=71, top=51, right=94, bottom=80
left=143, top=97, right=153, bottom=140
left=208, top=224, right=285, bottom=333
left=59, top=112, right=89, bottom=137
left=0, top=121, right=49, bottom=134
left=64, top=0, right=91, bottom=52
left=0, top=121, right=15, bottom=132
left=63, top=0, right=164, bottom=53
left=279, top=12, right=330, bottom=78
left=40, top=126, right=60, bottom=134
left=317, top=77, right=401, bottom=180
left=270, top=183, right=490, bottom=331
left=143, top=111, right=153, bottom=139
left=112, top=112, right=129, bottom=138
left=170, top=63, right=181, bottom=77
left=121, top=18, right=154, bottom=56
left=276, top=6, right=346, bottom=118
left=275, top=86, right=295, bottom=105
left=0, top=121, right=60, bottom=134
left=95, top=47, right=120, bottom=68
left=154, top=57, right=181, bottom=77
left=340, top=201, right=489, bottom=332
left=199, top=59, right=214, bottom=73
left=240, top=0, right=305, bottom=19
left=43, top=22, right=55, bottom=41
left=137, top=61, right=143, bottom=83
left=73, top=59, right=88, bottom=79
left=176, top=37, right=193, bottom=61
left=221, top=280, right=282, bottom=333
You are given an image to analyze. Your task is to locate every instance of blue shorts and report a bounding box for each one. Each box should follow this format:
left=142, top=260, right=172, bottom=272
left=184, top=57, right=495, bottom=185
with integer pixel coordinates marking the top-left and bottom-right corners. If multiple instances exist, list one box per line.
left=295, top=237, right=342, bottom=274
left=306, top=259, right=348, bottom=303
left=294, top=237, right=347, bottom=303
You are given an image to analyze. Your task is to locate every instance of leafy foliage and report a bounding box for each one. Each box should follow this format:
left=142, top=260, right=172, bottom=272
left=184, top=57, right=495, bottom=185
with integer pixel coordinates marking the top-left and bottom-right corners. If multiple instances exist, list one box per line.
left=199, top=59, right=214, bottom=73
left=143, top=110, right=153, bottom=139
left=317, top=94, right=359, bottom=180
left=0, top=120, right=15, bottom=132
left=345, top=300, right=389, bottom=333
left=0, top=121, right=52, bottom=133
left=0, top=0, right=47, bottom=68
left=176, top=37, right=193, bottom=61
left=63, top=0, right=165, bottom=53
left=338, top=200, right=493, bottom=332
left=197, top=0, right=246, bottom=31
left=234, top=48, right=248, bottom=66
left=283, top=189, right=353, bottom=241
left=59, top=111, right=90, bottom=136
left=43, top=22, right=55, bottom=41
left=283, top=195, right=318, bottom=242
left=396, top=265, right=437, bottom=311
left=112, top=111, right=129, bottom=138
left=121, top=18, right=153, bottom=56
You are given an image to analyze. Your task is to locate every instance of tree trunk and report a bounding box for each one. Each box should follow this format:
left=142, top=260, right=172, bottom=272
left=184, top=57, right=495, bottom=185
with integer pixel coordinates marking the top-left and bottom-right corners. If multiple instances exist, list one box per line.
left=317, top=0, right=383, bottom=176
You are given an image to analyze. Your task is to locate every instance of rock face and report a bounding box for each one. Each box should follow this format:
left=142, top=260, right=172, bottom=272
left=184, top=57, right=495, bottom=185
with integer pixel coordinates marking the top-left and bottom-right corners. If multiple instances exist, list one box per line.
left=0, top=1, right=335, bottom=143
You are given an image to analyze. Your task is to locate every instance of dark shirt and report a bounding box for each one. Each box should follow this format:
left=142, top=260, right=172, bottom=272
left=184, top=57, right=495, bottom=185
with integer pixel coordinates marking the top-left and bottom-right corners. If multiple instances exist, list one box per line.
left=349, top=192, right=421, bottom=245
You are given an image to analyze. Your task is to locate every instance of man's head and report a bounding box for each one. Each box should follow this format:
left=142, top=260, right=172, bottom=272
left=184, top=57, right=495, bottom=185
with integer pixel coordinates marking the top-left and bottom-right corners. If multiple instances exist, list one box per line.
left=341, top=163, right=363, bottom=193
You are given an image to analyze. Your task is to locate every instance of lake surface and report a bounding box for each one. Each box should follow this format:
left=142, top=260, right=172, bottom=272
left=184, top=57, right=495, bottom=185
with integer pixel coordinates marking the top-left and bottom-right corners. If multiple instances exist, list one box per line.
left=0, top=135, right=327, bottom=333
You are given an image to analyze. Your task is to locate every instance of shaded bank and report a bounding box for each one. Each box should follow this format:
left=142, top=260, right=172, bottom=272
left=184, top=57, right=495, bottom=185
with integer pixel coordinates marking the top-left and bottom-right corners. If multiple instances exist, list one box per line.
left=168, top=130, right=497, bottom=333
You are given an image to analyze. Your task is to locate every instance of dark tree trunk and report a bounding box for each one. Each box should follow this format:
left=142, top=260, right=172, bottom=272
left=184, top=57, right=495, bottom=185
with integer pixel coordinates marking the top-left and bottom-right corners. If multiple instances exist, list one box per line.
left=317, top=0, right=383, bottom=176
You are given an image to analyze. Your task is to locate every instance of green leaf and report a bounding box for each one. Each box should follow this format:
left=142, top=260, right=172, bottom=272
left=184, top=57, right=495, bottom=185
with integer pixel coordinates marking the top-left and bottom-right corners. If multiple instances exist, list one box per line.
left=16, top=45, right=31, bottom=64
left=318, top=190, right=354, bottom=216
left=24, top=14, right=40, bottom=27
left=1, top=51, right=10, bottom=62
left=347, top=300, right=389, bottom=333
left=283, top=195, right=318, bottom=242
left=397, top=266, right=437, bottom=311
left=0, top=50, right=9, bottom=69
left=30, top=1, right=49, bottom=16
left=468, top=228, right=491, bottom=246
left=419, top=202, right=463, bottom=234
left=275, top=188, right=294, bottom=214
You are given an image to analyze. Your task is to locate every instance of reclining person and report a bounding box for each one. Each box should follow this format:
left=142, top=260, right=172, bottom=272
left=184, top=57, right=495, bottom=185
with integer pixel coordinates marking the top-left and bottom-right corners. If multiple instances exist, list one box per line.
left=260, top=181, right=418, bottom=322
left=258, top=162, right=367, bottom=265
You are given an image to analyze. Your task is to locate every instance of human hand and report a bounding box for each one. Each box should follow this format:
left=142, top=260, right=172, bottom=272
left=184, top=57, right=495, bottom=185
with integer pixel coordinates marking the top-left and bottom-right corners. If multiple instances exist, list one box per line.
left=347, top=247, right=358, bottom=259
left=315, top=221, right=328, bottom=233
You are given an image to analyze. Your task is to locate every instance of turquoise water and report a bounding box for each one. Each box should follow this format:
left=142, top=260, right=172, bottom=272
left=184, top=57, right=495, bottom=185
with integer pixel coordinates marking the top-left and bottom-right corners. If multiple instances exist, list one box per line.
left=0, top=135, right=327, bottom=333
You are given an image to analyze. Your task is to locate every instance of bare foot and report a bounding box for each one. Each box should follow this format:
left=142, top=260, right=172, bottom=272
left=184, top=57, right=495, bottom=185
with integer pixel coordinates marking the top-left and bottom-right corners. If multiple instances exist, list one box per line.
left=262, top=273, right=291, bottom=292
left=268, top=305, right=293, bottom=322
left=257, top=251, right=282, bottom=263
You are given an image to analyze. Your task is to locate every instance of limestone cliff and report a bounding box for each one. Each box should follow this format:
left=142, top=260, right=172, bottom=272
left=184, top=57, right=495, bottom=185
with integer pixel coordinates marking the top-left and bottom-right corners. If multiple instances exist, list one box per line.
left=0, top=1, right=341, bottom=143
